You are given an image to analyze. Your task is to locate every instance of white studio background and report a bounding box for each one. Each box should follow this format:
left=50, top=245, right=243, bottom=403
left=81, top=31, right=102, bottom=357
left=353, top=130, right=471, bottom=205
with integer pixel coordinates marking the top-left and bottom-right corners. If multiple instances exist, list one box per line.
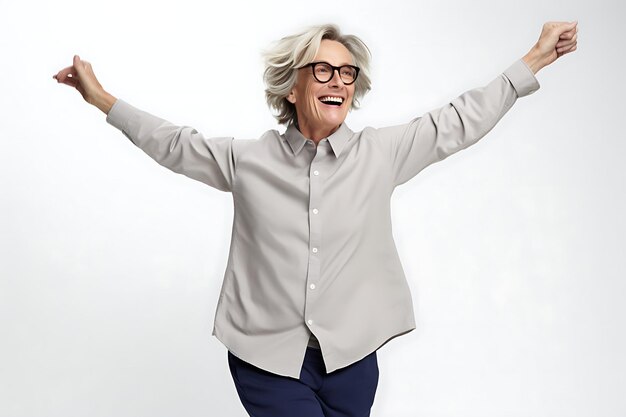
left=1, top=0, right=624, bottom=416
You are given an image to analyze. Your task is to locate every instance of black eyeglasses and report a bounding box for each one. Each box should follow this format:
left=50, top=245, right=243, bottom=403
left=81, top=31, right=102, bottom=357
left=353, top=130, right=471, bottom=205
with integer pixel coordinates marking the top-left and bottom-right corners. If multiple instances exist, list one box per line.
left=299, top=62, right=360, bottom=85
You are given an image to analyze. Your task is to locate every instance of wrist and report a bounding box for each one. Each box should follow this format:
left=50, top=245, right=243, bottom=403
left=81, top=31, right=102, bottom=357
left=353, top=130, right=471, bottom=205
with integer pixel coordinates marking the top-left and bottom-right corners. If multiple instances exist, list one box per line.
left=91, top=91, right=117, bottom=115
left=522, top=47, right=544, bottom=75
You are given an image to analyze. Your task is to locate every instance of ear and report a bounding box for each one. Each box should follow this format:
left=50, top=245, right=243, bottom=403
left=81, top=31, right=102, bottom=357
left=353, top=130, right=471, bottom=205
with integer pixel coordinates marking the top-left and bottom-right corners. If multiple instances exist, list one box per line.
left=286, top=89, right=296, bottom=104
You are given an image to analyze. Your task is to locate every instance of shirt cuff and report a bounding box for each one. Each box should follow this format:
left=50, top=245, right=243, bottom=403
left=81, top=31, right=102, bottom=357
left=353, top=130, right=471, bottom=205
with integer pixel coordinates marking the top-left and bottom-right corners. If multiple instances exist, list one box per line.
left=105, top=98, right=134, bottom=132
left=503, top=58, right=541, bottom=98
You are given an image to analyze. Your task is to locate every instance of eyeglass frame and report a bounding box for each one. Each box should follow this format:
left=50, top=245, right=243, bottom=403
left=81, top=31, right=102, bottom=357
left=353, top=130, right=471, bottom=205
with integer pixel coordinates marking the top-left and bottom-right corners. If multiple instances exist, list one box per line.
left=298, top=61, right=361, bottom=85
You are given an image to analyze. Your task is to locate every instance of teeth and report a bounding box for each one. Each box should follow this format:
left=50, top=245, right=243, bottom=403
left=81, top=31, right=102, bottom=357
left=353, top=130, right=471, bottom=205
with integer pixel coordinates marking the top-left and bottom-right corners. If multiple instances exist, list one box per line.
left=319, top=96, right=343, bottom=104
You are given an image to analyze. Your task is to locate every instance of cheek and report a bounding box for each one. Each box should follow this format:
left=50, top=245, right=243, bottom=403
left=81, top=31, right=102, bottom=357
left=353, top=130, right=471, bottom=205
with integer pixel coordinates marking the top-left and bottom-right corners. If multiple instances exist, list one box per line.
left=305, top=83, right=323, bottom=119
left=347, top=88, right=356, bottom=109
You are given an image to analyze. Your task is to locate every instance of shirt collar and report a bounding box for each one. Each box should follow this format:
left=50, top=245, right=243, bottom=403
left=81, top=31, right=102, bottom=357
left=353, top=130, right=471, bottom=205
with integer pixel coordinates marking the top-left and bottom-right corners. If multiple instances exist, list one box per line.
left=283, top=122, right=353, bottom=158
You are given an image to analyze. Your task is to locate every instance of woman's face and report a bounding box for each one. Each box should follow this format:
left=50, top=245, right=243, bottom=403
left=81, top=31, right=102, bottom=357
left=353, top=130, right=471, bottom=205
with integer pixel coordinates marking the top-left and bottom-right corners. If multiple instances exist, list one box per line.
left=287, top=39, right=355, bottom=138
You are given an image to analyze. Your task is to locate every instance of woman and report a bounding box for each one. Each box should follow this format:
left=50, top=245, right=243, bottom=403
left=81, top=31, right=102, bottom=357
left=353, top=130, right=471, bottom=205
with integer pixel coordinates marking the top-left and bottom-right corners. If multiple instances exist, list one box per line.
left=54, top=22, right=578, bottom=417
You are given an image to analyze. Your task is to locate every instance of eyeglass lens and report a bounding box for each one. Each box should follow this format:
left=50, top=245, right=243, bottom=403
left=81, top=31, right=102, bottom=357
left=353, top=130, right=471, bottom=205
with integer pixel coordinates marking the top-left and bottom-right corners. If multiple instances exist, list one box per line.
left=313, top=63, right=357, bottom=84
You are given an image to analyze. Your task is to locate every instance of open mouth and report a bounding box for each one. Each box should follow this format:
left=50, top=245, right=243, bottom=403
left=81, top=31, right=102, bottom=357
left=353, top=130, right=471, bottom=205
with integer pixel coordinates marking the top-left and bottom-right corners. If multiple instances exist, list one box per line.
left=318, top=96, right=344, bottom=107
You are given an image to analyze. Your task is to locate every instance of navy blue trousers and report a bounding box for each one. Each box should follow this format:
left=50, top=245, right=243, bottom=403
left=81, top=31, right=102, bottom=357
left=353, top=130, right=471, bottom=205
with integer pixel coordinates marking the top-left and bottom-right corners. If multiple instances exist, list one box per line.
left=228, top=347, right=379, bottom=417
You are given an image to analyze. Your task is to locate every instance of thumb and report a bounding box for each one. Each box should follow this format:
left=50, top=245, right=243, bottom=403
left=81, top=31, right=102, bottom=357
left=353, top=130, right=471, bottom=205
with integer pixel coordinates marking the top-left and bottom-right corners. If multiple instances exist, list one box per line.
left=555, top=21, right=577, bottom=37
left=566, top=21, right=578, bottom=29
left=73, top=55, right=84, bottom=72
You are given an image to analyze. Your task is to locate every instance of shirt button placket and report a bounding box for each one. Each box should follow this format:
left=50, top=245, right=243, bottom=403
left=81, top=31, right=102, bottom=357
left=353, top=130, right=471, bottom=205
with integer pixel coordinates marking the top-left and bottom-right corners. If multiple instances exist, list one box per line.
left=305, top=141, right=327, bottom=333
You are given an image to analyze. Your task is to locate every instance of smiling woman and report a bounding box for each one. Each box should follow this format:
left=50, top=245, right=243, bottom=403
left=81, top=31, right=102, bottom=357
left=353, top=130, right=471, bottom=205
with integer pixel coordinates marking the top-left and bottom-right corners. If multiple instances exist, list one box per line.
left=286, top=39, right=357, bottom=142
left=262, top=24, right=372, bottom=141
left=53, top=20, right=578, bottom=417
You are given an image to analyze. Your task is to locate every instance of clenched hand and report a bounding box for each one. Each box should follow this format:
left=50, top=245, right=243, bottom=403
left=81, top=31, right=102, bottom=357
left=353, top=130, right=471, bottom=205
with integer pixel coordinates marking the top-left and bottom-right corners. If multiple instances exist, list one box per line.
left=53, top=55, right=117, bottom=114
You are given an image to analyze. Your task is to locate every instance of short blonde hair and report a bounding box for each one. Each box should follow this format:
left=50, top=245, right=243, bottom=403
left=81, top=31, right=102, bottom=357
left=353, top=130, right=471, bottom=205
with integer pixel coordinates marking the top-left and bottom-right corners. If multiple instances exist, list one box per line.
left=262, top=24, right=372, bottom=126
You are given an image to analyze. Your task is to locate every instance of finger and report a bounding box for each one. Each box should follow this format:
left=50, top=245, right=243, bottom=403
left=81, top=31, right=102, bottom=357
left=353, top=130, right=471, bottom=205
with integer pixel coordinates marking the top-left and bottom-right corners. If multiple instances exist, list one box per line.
left=558, top=39, right=577, bottom=51
left=563, top=44, right=578, bottom=54
left=56, top=67, right=78, bottom=84
left=53, top=65, right=72, bottom=78
left=557, top=21, right=577, bottom=36
left=559, top=46, right=577, bottom=58
left=560, top=31, right=578, bottom=40
left=73, top=55, right=91, bottom=73
left=57, top=70, right=78, bottom=83
left=558, top=43, right=577, bottom=56
left=61, top=77, right=79, bottom=88
left=556, top=35, right=577, bottom=48
left=559, top=31, right=575, bottom=40
left=73, top=55, right=84, bottom=75
left=557, top=43, right=576, bottom=53
left=54, top=70, right=78, bottom=87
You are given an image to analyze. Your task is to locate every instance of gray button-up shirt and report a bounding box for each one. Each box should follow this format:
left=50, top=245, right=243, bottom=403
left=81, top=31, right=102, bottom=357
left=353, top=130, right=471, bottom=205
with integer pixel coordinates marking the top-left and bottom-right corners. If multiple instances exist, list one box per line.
left=105, top=58, right=539, bottom=379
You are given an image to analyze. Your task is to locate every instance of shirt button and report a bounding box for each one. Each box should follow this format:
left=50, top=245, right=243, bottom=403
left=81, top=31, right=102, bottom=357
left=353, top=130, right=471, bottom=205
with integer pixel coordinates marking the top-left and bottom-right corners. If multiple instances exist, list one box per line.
left=312, top=208, right=318, bottom=214
left=313, top=170, right=319, bottom=176
left=312, top=247, right=318, bottom=253
left=307, top=319, right=314, bottom=325
left=309, top=283, right=316, bottom=290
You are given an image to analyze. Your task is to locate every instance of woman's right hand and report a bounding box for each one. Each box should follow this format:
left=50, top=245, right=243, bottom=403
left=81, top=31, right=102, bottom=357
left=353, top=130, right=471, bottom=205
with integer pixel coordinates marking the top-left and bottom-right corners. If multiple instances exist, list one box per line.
left=53, top=55, right=117, bottom=114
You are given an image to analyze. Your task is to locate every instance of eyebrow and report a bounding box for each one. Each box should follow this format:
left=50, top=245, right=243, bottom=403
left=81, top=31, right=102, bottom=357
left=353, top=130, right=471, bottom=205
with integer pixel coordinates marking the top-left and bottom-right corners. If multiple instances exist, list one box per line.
left=316, top=61, right=355, bottom=66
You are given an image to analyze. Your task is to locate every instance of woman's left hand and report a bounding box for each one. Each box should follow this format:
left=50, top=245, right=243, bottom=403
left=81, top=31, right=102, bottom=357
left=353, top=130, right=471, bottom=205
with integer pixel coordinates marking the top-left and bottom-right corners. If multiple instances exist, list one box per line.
left=523, top=21, right=578, bottom=74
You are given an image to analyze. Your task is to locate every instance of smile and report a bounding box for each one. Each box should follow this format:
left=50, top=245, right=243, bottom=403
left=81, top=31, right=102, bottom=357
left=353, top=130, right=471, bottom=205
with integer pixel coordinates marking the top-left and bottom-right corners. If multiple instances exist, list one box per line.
left=318, top=96, right=344, bottom=106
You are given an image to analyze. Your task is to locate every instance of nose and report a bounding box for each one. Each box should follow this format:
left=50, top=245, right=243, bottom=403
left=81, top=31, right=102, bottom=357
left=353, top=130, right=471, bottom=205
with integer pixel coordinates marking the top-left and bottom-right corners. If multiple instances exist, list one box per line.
left=328, top=69, right=345, bottom=87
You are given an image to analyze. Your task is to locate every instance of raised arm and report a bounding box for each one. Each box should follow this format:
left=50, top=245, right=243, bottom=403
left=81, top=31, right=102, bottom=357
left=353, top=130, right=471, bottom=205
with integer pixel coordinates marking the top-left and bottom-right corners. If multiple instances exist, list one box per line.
left=376, top=20, right=578, bottom=188
left=377, top=58, right=539, bottom=187
left=53, top=55, right=236, bottom=192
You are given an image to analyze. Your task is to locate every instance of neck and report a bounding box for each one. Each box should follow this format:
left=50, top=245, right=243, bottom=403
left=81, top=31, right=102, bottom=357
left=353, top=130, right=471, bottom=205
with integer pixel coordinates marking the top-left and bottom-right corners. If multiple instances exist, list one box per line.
left=297, top=121, right=341, bottom=145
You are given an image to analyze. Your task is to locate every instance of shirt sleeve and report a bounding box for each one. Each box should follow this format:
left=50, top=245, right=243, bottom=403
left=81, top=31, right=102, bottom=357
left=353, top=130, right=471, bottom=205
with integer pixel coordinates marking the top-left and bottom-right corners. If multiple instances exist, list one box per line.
left=376, top=58, right=540, bottom=188
left=105, top=99, right=235, bottom=192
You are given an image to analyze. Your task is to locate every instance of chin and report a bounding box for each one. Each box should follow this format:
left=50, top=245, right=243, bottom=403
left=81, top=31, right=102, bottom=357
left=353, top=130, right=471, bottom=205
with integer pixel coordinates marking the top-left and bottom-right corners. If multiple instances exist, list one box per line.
left=322, top=114, right=347, bottom=127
